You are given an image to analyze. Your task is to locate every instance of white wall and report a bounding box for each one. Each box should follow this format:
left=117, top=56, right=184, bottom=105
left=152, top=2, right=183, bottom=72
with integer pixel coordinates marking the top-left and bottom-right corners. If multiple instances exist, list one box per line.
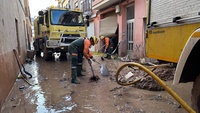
left=150, top=0, right=200, bottom=24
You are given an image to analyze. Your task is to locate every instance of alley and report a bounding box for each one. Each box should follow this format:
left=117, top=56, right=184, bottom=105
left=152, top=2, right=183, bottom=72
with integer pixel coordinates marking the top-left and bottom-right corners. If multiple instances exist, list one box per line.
left=1, top=55, right=193, bottom=113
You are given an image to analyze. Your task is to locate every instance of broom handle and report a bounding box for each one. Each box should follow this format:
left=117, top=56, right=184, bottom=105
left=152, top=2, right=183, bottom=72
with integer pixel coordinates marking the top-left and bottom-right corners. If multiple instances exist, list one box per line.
left=13, top=49, right=27, bottom=78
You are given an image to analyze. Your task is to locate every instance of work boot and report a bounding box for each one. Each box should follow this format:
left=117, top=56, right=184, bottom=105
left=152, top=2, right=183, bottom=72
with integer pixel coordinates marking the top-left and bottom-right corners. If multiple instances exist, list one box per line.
left=71, top=69, right=80, bottom=84
left=77, top=65, right=85, bottom=77
left=71, top=79, right=80, bottom=84
left=104, top=55, right=108, bottom=59
left=107, top=55, right=111, bottom=59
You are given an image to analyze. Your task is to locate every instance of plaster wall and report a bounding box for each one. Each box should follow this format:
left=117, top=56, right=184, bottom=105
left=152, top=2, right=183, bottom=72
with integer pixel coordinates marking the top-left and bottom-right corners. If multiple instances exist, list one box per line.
left=0, top=0, right=27, bottom=109
left=118, top=0, right=146, bottom=58
left=133, top=0, right=146, bottom=58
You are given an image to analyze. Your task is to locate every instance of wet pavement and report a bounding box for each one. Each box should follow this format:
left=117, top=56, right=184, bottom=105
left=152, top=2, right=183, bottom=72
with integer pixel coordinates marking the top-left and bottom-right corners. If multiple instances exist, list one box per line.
left=0, top=54, right=193, bottom=113
left=1, top=54, right=77, bottom=113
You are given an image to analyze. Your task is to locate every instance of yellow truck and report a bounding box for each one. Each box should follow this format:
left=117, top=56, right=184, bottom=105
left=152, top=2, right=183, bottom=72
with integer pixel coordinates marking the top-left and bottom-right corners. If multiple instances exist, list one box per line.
left=146, top=0, right=200, bottom=111
left=33, top=6, right=88, bottom=60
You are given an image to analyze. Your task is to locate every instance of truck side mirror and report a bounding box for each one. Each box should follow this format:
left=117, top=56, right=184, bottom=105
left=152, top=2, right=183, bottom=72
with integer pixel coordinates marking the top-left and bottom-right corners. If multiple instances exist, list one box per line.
left=86, top=15, right=89, bottom=19
left=38, top=11, right=44, bottom=25
left=39, top=17, right=44, bottom=25
left=38, top=11, right=44, bottom=16
left=86, top=20, right=89, bottom=27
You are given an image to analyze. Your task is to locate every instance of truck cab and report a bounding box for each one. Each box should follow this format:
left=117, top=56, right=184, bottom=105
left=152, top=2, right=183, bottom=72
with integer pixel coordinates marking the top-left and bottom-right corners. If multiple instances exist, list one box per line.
left=146, top=0, right=200, bottom=111
left=34, top=6, right=88, bottom=60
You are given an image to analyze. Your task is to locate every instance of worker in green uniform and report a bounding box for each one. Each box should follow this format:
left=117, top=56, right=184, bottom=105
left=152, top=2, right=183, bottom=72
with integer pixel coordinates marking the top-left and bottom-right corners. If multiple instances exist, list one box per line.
left=68, top=36, right=98, bottom=84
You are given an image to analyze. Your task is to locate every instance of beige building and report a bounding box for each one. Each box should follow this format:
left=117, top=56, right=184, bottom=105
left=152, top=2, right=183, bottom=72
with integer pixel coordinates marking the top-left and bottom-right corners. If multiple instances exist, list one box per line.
left=57, top=0, right=69, bottom=8
left=0, top=0, right=32, bottom=110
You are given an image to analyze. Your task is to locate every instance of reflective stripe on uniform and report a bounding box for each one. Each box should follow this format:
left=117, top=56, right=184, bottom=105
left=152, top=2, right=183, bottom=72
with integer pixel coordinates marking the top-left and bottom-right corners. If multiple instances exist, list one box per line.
left=72, top=53, right=78, bottom=56
left=72, top=66, right=77, bottom=69
left=77, top=63, right=82, bottom=66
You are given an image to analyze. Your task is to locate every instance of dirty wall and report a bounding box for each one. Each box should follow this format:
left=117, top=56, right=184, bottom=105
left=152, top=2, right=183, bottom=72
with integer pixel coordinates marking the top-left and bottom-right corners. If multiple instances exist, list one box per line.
left=0, top=0, right=27, bottom=110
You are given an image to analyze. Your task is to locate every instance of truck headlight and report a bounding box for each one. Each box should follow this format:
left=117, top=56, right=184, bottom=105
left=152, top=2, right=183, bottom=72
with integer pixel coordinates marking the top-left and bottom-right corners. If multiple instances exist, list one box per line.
left=47, top=41, right=60, bottom=46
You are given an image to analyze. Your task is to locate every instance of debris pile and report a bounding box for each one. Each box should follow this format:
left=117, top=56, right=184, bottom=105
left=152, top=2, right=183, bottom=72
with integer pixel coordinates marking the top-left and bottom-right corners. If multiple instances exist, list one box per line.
left=133, top=68, right=175, bottom=91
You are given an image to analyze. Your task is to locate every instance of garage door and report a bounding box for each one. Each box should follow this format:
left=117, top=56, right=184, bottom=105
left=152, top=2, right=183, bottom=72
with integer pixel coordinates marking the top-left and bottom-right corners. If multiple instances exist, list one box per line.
left=100, top=14, right=117, bottom=37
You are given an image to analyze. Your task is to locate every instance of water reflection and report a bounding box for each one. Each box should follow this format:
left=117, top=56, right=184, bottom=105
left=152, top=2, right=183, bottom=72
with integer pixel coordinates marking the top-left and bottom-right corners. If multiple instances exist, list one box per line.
left=24, top=56, right=76, bottom=113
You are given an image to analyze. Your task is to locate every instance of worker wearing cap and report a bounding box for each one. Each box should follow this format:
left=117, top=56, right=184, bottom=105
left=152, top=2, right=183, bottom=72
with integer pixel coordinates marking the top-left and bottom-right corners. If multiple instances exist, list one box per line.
left=68, top=36, right=98, bottom=84
left=100, top=36, right=114, bottom=59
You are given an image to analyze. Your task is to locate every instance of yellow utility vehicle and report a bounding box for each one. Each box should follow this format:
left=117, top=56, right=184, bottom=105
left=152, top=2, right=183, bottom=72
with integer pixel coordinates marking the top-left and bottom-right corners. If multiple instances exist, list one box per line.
left=33, top=6, right=88, bottom=60
left=146, top=0, right=200, bottom=111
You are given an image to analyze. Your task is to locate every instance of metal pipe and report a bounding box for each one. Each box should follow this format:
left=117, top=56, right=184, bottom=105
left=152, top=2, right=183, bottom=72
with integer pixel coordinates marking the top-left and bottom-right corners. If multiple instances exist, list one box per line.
left=176, top=16, right=200, bottom=22
left=147, top=0, right=151, bottom=25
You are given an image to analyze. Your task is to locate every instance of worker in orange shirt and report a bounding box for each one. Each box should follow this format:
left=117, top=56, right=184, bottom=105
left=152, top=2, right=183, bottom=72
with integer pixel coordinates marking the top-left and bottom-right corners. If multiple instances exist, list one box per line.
left=100, top=36, right=114, bottom=59
left=68, top=36, right=98, bottom=84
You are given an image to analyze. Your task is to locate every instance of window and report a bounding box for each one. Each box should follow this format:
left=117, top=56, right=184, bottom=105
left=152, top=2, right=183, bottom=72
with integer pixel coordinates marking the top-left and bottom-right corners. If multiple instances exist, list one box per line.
left=126, top=4, right=134, bottom=51
left=80, top=0, right=83, bottom=11
left=51, top=10, right=84, bottom=26
left=15, top=19, right=21, bottom=54
left=75, top=2, right=78, bottom=8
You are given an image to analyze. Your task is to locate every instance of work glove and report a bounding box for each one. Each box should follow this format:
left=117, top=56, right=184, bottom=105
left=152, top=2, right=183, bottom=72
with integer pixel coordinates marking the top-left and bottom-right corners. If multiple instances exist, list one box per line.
left=104, top=49, right=107, bottom=53
left=88, top=59, right=92, bottom=65
left=91, top=57, right=96, bottom=62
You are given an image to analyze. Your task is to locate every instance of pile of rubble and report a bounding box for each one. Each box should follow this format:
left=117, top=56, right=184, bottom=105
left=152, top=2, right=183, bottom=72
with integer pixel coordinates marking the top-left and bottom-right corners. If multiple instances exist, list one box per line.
left=133, top=67, right=175, bottom=91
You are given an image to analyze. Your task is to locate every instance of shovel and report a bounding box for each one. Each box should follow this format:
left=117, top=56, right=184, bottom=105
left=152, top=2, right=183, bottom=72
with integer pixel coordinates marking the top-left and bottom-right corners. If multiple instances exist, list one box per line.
left=89, top=62, right=100, bottom=82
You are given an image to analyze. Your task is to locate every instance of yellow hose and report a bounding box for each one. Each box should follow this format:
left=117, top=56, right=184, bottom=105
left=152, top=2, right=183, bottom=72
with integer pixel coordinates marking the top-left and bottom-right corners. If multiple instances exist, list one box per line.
left=115, top=62, right=196, bottom=113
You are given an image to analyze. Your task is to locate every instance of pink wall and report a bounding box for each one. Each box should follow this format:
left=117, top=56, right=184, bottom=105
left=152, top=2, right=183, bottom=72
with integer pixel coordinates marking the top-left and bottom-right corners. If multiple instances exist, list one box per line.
left=118, top=3, right=127, bottom=56
left=134, top=0, right=146, bottom=58
left=93, top=14, right=100, bottom=49
left=119, top=0, right=146, bottom=58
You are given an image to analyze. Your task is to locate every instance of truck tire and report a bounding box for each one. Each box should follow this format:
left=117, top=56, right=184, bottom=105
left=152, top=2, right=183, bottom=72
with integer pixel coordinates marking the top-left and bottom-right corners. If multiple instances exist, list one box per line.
left=33, top=41, right=41, bottom=57
left=191, top=74, right=200, bottom=112
left=36, top=50, right=41, bottom=57
left=59, top=52, right=67, bottom=60
left=43, top=44, right=53, bottom=61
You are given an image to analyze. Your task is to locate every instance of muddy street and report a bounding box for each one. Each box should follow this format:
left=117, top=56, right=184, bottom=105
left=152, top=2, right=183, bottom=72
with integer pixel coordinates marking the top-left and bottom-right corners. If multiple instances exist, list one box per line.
left=1, top=55, right=193, bottom=113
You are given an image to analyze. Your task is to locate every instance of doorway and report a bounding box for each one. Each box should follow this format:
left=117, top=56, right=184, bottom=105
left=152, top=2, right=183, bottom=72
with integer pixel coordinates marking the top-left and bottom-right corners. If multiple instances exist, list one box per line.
left=126, top=4, right=134, bottom=56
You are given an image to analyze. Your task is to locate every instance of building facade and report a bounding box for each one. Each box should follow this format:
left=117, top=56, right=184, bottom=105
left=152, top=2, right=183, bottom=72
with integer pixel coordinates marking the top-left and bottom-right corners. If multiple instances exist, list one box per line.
left=0, top=0, right=32, bottom=110
left=92, top=0, right=147, bottom=59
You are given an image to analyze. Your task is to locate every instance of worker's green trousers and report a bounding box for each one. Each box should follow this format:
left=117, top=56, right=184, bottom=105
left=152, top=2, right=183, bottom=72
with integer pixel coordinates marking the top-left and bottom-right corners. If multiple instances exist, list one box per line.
left=68, top=45, right=83, bottom=83
left=106, top=46, right=113, bottom=59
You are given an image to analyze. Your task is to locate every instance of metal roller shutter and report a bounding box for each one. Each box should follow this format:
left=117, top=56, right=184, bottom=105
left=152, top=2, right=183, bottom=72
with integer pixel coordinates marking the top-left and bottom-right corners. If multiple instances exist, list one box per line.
left=100, top=14, right=117, bottom=37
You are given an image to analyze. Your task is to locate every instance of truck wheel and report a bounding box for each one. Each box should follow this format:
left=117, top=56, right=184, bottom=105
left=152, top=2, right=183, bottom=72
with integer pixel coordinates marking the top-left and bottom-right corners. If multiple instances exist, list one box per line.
left=43, top=45, right=53, bottom=61
left=36, top=50, right=41, bottom=57
left=59, top=52, right=67, bottom=60
left=33, top=41, right=41, bottom=57
left=191, top=74, right=200, bottom=112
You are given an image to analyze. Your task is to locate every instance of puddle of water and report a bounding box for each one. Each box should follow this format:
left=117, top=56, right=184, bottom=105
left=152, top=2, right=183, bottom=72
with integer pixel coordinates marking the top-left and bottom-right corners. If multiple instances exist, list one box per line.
left=64, top=95, right=72, bottom=101
left=25, top=59, right=76, bottom=113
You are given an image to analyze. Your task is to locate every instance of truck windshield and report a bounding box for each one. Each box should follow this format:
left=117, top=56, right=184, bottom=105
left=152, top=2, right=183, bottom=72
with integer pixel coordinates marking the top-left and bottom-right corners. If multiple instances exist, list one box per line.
left=51, top=10, right=84, bottom=26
